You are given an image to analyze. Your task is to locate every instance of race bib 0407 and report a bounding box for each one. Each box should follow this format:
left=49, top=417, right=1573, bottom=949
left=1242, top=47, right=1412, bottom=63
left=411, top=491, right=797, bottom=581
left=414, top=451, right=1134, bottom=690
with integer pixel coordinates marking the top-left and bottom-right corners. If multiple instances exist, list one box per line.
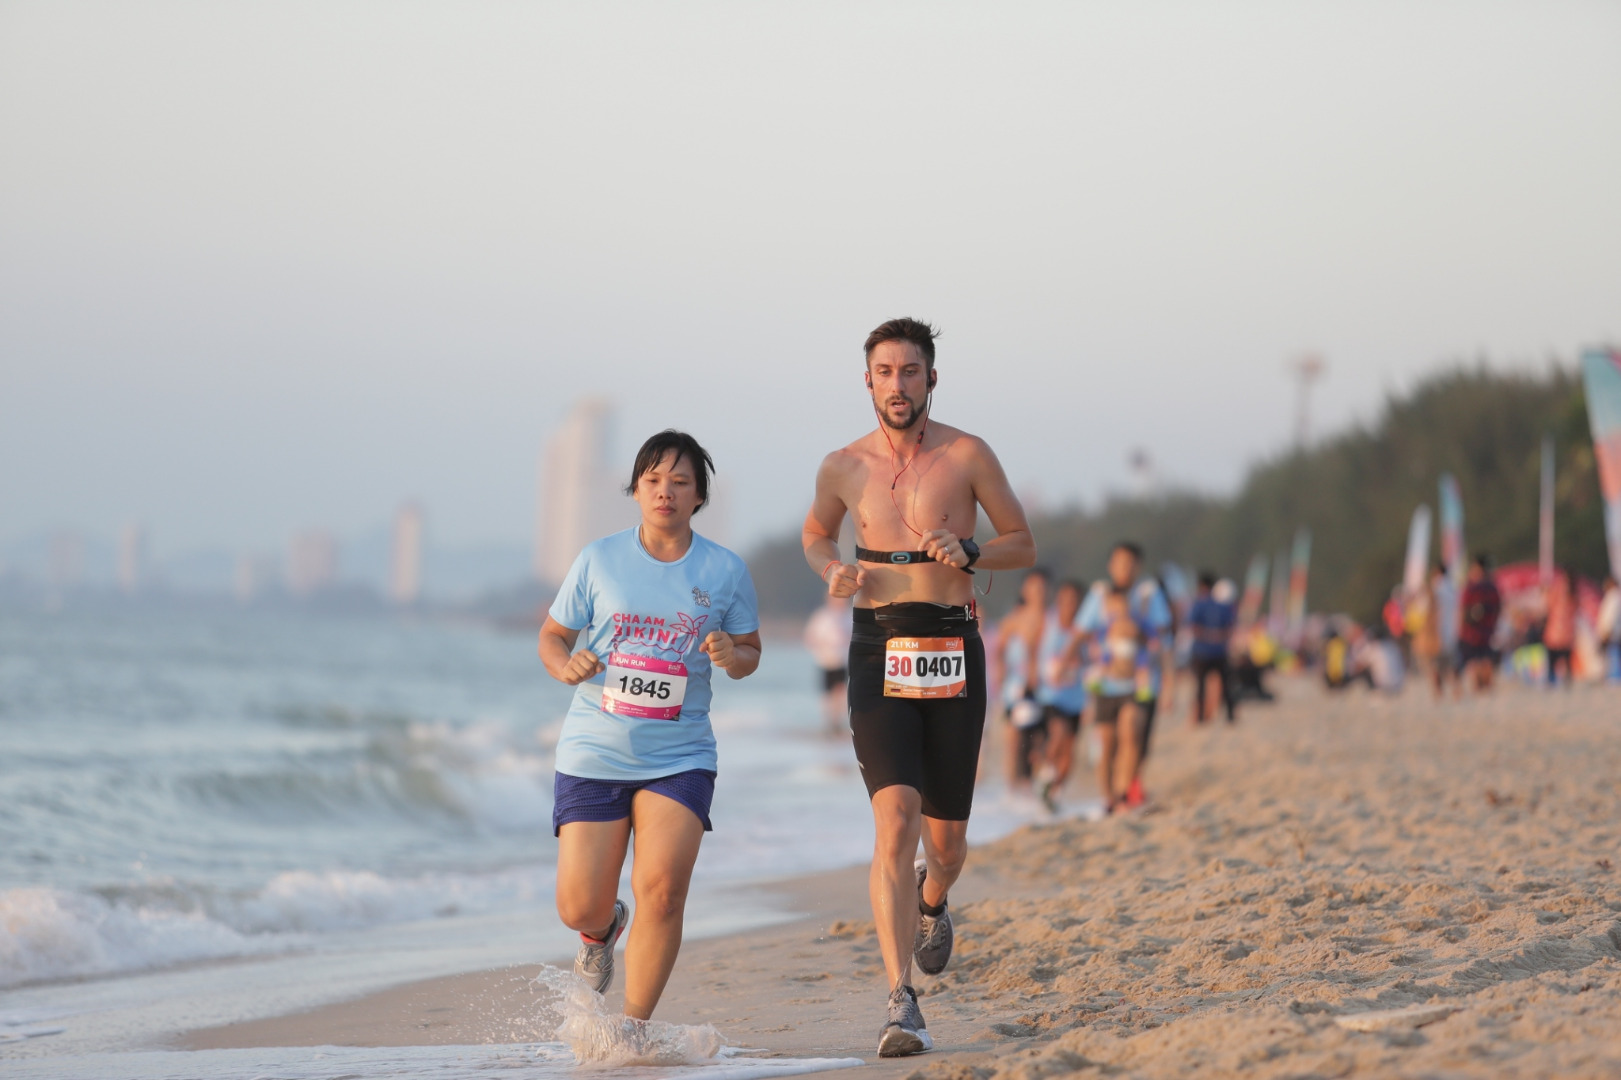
left=883, top=636, right=967, bottom=699
left=601, top=651, right=688, bottom=720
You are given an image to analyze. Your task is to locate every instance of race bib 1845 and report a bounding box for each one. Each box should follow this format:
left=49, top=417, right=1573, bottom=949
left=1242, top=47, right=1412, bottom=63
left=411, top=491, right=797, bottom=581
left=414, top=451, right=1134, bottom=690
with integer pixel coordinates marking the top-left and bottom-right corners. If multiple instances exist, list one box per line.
left=883, top=636, right=967, bottom=699
left=601, top=651, right=688, bottom=720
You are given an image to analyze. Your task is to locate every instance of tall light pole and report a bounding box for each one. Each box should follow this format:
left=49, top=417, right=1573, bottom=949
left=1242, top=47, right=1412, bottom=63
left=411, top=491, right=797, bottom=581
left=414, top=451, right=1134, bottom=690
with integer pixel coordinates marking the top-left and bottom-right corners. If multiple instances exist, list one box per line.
left=1290, top=353, right=1327, bottom=449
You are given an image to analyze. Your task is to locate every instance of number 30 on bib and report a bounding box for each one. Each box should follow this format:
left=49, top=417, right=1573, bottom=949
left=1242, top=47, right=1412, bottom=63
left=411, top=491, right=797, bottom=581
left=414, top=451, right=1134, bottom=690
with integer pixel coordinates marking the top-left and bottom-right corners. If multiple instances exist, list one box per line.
left=883, top=637, right=967, bottom=699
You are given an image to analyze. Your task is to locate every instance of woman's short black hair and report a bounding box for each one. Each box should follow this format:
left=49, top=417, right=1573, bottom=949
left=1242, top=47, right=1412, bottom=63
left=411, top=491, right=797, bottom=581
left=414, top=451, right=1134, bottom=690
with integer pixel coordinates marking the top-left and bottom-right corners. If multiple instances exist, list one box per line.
left=625, top=429, right=715, bottom=510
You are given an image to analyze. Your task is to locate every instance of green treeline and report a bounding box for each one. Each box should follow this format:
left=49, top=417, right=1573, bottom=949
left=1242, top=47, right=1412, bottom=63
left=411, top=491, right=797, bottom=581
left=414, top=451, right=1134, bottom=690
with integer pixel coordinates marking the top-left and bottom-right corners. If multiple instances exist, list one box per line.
left=747, top=365, right=1609, bottom=623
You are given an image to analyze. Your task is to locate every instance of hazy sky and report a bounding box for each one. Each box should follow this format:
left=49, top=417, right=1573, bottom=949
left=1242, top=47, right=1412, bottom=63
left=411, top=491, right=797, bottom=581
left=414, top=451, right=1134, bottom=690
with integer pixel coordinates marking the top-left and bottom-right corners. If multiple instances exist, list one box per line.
left=3, top=1, right=1618, bottom=559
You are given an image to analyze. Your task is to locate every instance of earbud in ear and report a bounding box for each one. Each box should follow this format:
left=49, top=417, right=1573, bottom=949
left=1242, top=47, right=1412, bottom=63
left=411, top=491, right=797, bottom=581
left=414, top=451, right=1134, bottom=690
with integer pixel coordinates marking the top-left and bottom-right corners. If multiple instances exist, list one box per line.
left=865, top=374, right=873, bottom=387
left=927, top=371, right=937, bottom=388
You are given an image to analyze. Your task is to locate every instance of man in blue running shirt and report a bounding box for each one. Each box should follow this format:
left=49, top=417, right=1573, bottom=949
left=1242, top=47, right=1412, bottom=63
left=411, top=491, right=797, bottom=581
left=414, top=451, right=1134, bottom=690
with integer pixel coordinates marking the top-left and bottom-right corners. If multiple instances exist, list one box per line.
left=1186, top=571, right=1237, bottom=724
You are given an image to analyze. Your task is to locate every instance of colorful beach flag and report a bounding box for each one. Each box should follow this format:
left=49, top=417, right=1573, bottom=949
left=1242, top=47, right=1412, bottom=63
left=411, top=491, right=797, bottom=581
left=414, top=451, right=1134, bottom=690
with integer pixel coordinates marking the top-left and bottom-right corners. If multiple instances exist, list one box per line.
left=1438, top=473, right=1464, bottom=586
left=1286, top=528, right=1311, bottom=639
left=1404, top=504, right=1432, bottom=597
left=1238, top=552, right=1269, bottom=627
left=1269, top=549, right=1290, bottom=637
left=1539, top=434, right=1555, bottom=583
left=1581, top=346, right=1621, bottom=579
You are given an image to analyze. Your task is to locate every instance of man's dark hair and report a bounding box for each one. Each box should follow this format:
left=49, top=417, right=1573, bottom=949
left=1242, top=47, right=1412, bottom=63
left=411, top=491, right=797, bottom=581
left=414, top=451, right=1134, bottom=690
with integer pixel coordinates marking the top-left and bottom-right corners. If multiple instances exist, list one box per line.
left=625, top=429, right=715, bottom=511
left=1472, top=551, right=1492, bottom=571
left=864, top=318, right=940, bottom=370
left=1198, top=570, right=1217, bottom=590
left=1112, top=541, right=1144, bottom=561
left=1026, top=566, right=1052, bottom=583
left=1058, top=578, right=1086, bottom=594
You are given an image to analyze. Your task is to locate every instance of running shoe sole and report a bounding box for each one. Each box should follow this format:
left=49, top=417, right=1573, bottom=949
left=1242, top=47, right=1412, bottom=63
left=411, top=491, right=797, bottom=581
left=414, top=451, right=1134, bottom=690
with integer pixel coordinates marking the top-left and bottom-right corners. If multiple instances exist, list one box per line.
left=878, top=984, right=934, bottom=1057
left=878, top=1024, right=934, bottom=1057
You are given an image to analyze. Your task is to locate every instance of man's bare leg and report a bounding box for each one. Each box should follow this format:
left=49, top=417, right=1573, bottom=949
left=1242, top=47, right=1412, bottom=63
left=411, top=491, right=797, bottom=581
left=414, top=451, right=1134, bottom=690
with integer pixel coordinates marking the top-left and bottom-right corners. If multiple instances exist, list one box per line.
left=919, top=815, right=969, bottom=910
left=869, top=785, right=925, bottom=989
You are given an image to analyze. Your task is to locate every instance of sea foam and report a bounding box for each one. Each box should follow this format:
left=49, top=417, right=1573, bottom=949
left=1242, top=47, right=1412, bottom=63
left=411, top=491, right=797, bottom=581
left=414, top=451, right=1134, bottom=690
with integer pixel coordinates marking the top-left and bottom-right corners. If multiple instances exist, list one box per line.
left=0, top=886, right=273, bottom=988
left=529, top=965, right=725, bottom=1066
left=0, top=861, right=557, bottom=988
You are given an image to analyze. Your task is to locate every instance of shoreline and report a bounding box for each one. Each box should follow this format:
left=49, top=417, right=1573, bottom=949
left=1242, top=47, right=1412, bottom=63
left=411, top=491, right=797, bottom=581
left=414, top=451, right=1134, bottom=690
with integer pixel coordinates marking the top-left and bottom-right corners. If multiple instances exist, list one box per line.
left=177, top=857, right=1059, bottom=1064
left=179, top=681, right=1621, bottom=1076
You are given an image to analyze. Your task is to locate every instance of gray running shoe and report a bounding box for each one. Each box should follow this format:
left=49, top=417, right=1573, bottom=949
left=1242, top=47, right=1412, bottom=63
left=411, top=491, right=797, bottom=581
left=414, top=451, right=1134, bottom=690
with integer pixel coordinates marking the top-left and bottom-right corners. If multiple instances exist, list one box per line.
left=574, top=899, right=629, bottom=994
left=877, top=984, right=933, bottom=1057
left=913, top=859, right=954, bottom=975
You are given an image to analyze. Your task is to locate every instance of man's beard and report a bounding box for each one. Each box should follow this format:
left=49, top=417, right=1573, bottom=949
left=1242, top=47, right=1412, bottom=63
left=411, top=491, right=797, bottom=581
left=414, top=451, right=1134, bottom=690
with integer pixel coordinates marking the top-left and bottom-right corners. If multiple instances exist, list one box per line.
left=877, top=392, right=926, bottom=431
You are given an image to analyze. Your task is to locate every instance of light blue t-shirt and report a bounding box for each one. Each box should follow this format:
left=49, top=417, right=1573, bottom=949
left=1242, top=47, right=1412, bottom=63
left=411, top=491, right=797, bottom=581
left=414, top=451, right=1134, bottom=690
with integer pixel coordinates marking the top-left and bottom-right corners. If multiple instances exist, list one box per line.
left=1000, top=630, right=1031, bottom=705
left=1076, top=579, right=1173, bottom=699
left=548, top=528, right=759, bottom=781
left=1037, top=613, right=1088, bottom=713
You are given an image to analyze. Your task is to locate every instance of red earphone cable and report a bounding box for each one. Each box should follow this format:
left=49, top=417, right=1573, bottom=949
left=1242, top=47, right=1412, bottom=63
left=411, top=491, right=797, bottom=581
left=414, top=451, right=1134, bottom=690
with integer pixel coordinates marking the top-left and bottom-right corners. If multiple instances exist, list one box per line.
left=871, top=375, right=989, bottom=596
left=877, top=390, right=930, bottom=540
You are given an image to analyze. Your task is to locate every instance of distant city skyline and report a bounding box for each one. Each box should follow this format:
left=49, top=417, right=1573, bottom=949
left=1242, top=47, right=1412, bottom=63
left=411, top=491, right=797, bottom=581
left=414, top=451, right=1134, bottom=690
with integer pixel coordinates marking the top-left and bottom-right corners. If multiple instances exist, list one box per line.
left=536, top=399, right=634, bottom=586
left=390, top=501, right=425, bottom=604
left=3, top=3, right=1617, bottom=554
left=0, top=509, right=538, bottom=600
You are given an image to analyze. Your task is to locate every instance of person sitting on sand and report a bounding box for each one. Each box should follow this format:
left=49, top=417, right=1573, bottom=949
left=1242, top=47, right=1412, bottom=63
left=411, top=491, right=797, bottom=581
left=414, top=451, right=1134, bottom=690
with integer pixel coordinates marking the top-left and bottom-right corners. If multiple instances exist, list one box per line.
left=537, top=430, right=762, bottom=1025
left=1323, top=627, right=1351, bottom=690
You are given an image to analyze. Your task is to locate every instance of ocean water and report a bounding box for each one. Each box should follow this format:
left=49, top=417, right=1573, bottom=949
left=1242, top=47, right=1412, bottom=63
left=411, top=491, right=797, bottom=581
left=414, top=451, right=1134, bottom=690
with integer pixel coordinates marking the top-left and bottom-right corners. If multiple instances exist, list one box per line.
left=0, top=608, right=1082, bottom=1076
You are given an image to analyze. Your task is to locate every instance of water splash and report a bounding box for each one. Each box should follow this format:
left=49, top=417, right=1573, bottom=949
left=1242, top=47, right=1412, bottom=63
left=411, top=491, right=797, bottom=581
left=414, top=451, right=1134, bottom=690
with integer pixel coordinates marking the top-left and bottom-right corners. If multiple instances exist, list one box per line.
left=529, top=965, right=724, bottom=1066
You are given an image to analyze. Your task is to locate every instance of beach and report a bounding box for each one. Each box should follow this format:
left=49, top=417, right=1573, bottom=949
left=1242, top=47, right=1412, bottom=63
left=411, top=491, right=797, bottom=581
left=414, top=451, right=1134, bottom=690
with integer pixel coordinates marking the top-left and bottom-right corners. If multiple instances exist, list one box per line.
left=182, top=678, right=1621, bottom=1078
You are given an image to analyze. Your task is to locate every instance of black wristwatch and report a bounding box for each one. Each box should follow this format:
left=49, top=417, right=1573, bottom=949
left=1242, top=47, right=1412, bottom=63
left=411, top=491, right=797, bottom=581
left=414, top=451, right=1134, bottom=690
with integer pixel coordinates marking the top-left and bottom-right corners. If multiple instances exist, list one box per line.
left=960, top=537, right=981, bottom=570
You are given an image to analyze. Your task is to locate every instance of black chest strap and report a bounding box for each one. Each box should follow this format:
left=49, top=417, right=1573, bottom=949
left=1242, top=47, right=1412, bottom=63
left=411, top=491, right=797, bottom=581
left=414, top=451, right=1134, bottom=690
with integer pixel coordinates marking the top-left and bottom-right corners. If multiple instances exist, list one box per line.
left=855, top=546, right=973, bottom=574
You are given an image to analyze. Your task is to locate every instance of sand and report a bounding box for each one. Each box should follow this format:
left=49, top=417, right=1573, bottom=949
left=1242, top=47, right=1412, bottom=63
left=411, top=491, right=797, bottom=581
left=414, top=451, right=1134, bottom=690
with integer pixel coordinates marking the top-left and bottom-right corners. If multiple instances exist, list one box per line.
left=183, top=679, right=1621, bottom=1077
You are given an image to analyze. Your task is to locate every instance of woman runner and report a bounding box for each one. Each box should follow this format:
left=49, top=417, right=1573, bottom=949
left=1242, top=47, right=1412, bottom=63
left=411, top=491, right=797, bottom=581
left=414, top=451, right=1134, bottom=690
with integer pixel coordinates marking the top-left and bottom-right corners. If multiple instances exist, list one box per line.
left=538, top=430, right=762, bottom=1022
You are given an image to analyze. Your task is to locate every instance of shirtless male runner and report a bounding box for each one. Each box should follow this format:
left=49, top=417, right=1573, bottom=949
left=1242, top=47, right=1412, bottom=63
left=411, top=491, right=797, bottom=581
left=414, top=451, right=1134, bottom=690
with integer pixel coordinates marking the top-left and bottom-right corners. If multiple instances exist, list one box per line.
left=802, top=317, right=1035, bottom=1057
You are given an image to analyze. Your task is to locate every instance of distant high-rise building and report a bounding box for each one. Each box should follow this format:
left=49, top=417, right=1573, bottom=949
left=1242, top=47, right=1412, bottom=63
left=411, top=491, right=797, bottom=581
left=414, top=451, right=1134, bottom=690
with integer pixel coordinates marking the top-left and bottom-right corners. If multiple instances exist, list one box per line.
left=286, top=531, right=339, bottom=597
left=117, top=523, right=148, bottom=595
left=48, top=532, right=85, bottom=590
left=391, top=502, right=425, bottom=605
left=234, top=554, right=262, bottom=603
left=537, top=399, right=633, bottom=584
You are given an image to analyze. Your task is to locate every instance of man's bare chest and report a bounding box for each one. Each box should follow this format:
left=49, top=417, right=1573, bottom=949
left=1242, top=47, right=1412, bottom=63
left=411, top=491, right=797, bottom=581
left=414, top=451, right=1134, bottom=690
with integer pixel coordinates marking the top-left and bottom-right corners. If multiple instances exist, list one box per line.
left=847, top=457, right=974, bottom=530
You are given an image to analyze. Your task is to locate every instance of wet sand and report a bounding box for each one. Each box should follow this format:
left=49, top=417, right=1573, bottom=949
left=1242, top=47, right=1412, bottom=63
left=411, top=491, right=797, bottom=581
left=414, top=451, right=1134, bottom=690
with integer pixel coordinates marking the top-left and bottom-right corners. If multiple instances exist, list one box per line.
left=184, top=679, right=1621, bottom=1077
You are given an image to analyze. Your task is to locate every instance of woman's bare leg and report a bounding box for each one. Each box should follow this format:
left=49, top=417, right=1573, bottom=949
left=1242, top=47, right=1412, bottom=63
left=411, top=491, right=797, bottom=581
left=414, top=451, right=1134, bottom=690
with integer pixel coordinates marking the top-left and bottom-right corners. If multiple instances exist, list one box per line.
left=555, top=819, right=631, bottom=937
left=622, top=789, right=705, bottom=1020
